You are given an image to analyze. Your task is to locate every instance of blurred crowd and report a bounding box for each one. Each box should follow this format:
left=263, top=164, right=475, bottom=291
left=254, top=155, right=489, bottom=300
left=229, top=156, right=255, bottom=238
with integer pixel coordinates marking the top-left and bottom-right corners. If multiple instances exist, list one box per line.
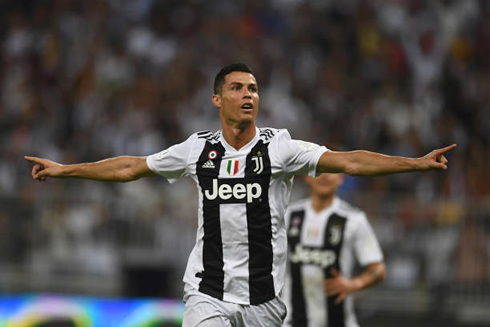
left=0, top=0, right=489, bottom=314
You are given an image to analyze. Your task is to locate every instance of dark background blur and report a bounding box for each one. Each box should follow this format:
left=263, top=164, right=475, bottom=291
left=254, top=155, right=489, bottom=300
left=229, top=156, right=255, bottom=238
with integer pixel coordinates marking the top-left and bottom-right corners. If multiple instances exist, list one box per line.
left=0, top=0, right=489, bottom=326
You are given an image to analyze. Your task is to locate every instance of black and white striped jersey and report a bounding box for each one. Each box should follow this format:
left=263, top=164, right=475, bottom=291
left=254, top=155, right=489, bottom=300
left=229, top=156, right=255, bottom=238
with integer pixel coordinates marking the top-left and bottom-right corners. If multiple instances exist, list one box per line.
left=146, top=127, right=328, bottom=305
left=283, top=197, right=384, bottom=327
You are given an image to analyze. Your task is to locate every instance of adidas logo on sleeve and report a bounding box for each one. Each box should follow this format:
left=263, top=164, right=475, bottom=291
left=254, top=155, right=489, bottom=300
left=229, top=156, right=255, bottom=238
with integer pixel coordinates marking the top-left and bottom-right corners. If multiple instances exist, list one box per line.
left=202, top=160, right=215, bottom=169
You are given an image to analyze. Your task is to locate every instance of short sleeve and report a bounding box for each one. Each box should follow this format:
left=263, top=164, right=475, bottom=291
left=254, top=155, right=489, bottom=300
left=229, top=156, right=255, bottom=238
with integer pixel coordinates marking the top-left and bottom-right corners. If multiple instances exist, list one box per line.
left=146, top=134, right=196, bottom=184
left=353, top=212, right=384, bottom=266
left=272, top=130, right=328, bottom=177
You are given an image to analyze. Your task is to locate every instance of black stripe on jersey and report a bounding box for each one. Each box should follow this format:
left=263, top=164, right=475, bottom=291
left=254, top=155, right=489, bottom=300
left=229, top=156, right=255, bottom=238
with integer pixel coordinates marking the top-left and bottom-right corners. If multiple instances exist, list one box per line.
left=259, top=128, right=275, bottom=141
left=324, top=213, right=347, bottom=327
left=287, top=210, right=308, bottom=327
left=245, top=140, right=275, bottom=305
left=196, top=141, right=226, bottom=300
left=211, top=132, right=220, bottom=142
left=197, top=130, right=221, bottom=143
left=197, top=130, right=212, bottom=138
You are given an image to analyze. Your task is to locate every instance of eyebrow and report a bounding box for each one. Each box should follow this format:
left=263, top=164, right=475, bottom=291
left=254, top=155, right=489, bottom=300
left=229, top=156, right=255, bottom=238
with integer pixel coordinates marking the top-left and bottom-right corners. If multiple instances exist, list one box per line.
left=228, top=82, right=258, bottom=88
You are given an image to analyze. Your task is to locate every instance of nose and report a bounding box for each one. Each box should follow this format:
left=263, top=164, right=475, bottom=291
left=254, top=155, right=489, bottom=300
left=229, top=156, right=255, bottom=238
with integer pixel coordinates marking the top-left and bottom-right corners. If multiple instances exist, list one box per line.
left=243, top=88, right=252, bottom=98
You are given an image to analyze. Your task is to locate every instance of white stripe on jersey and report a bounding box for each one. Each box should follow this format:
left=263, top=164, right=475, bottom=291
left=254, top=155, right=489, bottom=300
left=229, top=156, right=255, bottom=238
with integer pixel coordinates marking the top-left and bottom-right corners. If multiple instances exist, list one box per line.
left=220, top=203, right=249, bottom=302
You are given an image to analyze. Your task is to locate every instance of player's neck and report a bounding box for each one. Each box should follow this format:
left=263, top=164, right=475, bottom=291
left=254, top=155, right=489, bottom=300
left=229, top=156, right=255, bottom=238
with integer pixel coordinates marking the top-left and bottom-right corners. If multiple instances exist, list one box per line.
left=310, top=193, right=335, bottom=213
left=221, top=121, right=256, bottom=150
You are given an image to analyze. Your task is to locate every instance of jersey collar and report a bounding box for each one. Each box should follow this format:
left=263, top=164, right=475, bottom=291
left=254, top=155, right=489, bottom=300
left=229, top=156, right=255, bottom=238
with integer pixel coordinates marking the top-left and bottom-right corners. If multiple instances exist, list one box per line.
left=220, top=127, right=260, bottom=153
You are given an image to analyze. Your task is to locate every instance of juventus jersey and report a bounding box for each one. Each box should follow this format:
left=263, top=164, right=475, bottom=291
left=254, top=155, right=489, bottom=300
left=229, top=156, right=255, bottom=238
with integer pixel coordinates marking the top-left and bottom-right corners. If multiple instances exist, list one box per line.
left=146, top=127, right=328, bottom=305
left=283, top=197, right=383, bottom=327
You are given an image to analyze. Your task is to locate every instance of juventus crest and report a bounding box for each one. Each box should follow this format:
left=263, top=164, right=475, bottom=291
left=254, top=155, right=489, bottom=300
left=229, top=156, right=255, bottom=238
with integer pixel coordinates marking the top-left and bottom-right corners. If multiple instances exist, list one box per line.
left=328, top=224, right=342, bottom=246
left=252, top=156, right=264, bottom=174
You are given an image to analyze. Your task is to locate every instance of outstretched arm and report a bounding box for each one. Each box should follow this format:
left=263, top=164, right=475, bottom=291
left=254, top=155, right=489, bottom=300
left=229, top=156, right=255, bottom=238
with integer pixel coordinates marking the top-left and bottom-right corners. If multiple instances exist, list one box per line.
left=324, top=262, right=386, bottom=304
left=317, top=144, right=456, bottom=176
left=24, top=156, right=158, bottom=182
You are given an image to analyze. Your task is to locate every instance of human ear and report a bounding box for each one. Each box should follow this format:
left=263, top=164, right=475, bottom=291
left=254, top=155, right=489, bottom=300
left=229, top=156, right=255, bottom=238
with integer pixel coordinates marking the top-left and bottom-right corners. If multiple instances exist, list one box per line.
left=212, top=94, right=221, bottom=108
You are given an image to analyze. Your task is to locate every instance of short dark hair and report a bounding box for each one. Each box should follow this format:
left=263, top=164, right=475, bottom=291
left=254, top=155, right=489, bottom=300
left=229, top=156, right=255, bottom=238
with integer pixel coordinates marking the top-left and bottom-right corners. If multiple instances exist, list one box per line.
left=214, top=63, right=254, bottom=95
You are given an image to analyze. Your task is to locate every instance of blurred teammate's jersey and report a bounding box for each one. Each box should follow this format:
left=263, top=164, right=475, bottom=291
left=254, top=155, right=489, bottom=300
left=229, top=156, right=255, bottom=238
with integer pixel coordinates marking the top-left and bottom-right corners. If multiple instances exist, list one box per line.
left=147, top=127, right=327, bottom=305
left=283, top=197, right=384, bottom=327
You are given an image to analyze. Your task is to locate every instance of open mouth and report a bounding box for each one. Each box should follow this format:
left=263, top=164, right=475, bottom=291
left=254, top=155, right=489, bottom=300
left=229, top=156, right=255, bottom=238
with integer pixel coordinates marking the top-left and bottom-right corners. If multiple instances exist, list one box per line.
left=241, top=103, right=253, bottom=110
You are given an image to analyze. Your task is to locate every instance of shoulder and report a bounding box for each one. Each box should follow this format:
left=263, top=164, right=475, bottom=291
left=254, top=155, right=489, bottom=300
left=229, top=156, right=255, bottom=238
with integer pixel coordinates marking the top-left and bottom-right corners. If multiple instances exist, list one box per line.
left=286, top=198, right=309, bottom=214
left=336, top=197, right=365, bottom=219
left=285, top=198, right=309, bottom=225
left=264, top=127, right=324, bottom=153
left=258, top=127, right=287, bottom=143
left=164, top=130, right=220, bottom=158
left=195, top=130, right=221, bottom=143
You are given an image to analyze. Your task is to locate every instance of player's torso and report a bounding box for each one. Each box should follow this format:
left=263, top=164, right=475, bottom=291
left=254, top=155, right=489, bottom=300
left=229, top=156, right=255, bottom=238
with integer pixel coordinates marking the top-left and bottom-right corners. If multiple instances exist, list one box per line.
left=286, top=198, right=359, bottom=327
left=184, top=128, right=290, bottom=305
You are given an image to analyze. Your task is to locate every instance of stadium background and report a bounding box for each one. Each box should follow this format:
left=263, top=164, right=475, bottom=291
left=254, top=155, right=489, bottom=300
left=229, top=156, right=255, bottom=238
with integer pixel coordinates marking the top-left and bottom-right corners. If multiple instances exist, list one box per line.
left=0, top=0, right=489, bottom=326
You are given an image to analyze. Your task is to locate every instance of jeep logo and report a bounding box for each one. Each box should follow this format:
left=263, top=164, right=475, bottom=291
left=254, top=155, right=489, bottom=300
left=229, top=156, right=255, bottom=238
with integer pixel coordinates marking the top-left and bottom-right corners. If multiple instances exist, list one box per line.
left=289, top=244, right=336, bottom=268
left=204, top=179, right=262, bottom=203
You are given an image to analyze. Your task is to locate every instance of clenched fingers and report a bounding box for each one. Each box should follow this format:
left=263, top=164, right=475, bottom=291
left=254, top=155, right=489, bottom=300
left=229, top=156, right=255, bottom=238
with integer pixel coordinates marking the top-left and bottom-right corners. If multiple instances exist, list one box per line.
left=31, top=164, right=46, bottom=180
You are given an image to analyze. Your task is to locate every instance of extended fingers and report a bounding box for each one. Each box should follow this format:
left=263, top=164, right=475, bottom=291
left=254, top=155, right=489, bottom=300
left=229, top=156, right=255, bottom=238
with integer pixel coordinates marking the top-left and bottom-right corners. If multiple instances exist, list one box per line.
left=24, top=156, right=41, bottom=164
left=324, top=279, right=334, bottom=293
left=438, top=144, right=457, bottom=155
left=324, top=278, right=340, bottom=295
left=335, top=294, right=346, bottom=304
left=324, top=283, right=339, bottom=295
left=324, top=280, right=345, bottom=303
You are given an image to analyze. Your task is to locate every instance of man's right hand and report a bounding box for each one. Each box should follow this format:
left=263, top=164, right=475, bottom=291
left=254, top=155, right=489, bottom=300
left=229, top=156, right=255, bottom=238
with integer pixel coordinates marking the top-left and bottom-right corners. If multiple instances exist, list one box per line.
left=24, top=156, right=63, bottom=181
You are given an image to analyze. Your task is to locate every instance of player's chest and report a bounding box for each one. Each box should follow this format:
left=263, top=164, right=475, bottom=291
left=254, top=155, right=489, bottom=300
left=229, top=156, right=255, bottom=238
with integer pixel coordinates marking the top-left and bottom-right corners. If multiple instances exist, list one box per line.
left=300, top=212, right=351, bottom=249
left=196, top=143, right=271, bottom=178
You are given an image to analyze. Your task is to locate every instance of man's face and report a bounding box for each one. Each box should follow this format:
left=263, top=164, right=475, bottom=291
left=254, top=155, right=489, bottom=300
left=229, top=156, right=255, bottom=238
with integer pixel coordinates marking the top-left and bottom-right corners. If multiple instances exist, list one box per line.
left=213, top=71, right=259, bottom=126
left=305, top=173, right=343, bottom=198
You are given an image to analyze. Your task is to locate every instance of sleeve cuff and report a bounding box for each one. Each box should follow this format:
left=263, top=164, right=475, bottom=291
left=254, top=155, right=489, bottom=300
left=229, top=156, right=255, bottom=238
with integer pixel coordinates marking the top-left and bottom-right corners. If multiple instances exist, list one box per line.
left=309, top=146, right=329, bottom=177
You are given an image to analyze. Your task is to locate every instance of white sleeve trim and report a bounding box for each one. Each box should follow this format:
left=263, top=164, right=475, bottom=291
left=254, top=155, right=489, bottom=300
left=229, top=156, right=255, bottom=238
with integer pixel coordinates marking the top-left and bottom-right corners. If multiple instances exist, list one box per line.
left=309, top=146, right=329, bottom=177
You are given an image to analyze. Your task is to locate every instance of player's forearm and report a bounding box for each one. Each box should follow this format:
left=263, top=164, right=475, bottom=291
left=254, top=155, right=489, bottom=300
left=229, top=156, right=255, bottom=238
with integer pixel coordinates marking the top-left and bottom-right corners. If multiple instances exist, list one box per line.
left=350, top=263, right=386, bottom=292
left=343, top=151, right=421, bottom=176
left=61, top=156, right=146, bottom=182
left=318, top=144, right=455, bottom=175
